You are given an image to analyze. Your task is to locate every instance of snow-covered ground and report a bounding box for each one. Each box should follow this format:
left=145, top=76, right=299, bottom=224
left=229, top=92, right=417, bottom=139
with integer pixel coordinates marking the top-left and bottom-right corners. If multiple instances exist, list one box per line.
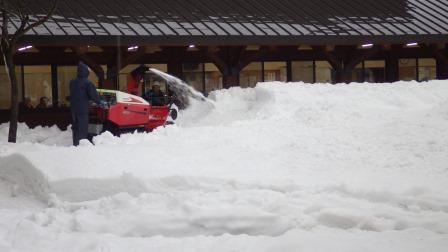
left=1, top=81, right=448, bottom=251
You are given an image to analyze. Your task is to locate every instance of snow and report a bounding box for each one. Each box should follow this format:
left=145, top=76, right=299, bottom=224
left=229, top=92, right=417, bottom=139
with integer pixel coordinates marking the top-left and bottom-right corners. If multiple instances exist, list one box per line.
left=1, top=80, right=448, bottom=251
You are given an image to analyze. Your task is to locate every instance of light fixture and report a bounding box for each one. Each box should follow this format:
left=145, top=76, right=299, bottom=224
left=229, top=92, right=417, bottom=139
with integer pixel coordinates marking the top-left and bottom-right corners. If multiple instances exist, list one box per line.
left=361, top=43, right=374, bottom=49
left=18, top=45, right=33, bottom=52
left=188, top=44, right=195, bottom=48
left=405, top=42, right=418, bottom=47
left=127, top=46, right=138, bottom=51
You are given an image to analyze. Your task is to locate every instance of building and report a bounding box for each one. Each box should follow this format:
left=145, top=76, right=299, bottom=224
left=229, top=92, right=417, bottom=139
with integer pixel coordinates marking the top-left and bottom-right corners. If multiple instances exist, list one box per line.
left=1, top=0, right=447, bottom=127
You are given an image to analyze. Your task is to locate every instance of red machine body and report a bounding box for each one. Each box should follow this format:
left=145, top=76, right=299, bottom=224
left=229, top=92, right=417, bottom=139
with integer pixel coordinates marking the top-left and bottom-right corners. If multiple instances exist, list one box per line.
left=89, top=89, right=173, bottom=135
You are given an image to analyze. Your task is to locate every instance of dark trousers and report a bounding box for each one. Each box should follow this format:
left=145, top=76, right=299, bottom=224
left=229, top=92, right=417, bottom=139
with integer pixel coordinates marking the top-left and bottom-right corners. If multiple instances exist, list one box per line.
left=71, top=113, right=89, bottom=146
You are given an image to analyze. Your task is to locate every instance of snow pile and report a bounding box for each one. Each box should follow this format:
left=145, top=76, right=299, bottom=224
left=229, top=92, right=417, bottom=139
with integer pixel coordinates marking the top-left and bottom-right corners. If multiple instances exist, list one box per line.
left=0, top=154, right=49, bottom=201
left=0, top=123, right=72, bottom=146
left=1, top=80, right=448, bottom=251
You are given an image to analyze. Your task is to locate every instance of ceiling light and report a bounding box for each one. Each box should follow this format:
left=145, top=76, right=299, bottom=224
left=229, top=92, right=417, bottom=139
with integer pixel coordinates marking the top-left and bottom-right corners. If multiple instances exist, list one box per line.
left=361, top=43, right=374, bottom=49
left=127, top=46, right=139, bottom=51
left=18, top=45, right=33, bottom=52
left=405, top=42, right=418, bottom=47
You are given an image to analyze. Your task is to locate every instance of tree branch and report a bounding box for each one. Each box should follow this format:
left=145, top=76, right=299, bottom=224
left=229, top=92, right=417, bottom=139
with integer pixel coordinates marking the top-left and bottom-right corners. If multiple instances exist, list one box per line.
left=1, top=0, right=9, bottom=39
left=10, top=0, right=58, bottom=45
left=15, top=0, right=25, bottom=20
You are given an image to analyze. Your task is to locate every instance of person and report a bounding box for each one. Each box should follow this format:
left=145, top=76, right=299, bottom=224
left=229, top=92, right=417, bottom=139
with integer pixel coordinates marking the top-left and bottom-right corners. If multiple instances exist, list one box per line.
left=19, top=97, right=34, bottom=111
left=35, top=96, right=49, bottom=109
left=69, top=61, right=102, bottom=146
left=143, top=81, right=166, bottom=106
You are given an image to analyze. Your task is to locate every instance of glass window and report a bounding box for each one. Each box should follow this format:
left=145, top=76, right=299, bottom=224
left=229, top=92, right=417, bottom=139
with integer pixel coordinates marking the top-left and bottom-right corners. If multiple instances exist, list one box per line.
left=57, top=65, right=106, bottom=107
left=399, top=58, right=417, bottom=81
left=264, top=62, right=287, bottom=82
left=57, top=66, right=75, bottom=107
left=204, top=63, right=222, bottom=94
left=351, top=63, right=364, bottom=83
left=183, top=62, right=204, bottom=93
left=0, top=66, right=22, bottom=109
left=418, top=58, right=436, bottom=81
left=315, top=61, right=333, bottom=83
left=24, top=66, right=52, bottom=108
left=364, top=60, right=386, bottom=83
left=291, top=61, right=313, bottom=83
left=240, top=62, right=262, bottom=88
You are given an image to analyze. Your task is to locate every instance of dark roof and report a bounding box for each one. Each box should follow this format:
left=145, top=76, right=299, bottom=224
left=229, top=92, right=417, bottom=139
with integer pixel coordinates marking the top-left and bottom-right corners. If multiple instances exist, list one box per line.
left=3, top=0, right=448, bottom=45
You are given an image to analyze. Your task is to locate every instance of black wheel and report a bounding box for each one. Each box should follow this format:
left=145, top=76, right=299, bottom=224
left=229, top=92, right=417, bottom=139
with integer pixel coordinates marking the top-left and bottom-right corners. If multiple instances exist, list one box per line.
left=169, top=108, right=178, bottom=120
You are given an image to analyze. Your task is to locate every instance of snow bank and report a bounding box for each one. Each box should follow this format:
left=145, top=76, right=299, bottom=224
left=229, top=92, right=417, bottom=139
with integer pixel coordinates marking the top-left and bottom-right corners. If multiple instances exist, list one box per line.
left=1, top=80, right=448, bottom=251
left=0, top=154, right=49, bottom=201
left=0, top=123, right=72, bottom=146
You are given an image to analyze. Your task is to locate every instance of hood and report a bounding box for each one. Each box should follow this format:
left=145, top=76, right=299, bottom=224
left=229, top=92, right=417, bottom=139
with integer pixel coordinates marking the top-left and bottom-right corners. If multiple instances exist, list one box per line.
left=77, top=62, right=90, bottom=79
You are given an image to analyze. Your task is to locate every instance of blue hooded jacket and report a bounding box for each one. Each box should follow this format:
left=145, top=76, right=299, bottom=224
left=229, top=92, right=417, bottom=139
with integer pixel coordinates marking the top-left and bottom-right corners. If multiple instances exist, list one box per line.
left=69, top=62, right=101, bottom=114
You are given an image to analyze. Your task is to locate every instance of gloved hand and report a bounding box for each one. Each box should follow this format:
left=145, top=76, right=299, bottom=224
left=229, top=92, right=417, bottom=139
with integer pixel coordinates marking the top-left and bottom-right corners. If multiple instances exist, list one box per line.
left=99, top=100, right=109, bottom=109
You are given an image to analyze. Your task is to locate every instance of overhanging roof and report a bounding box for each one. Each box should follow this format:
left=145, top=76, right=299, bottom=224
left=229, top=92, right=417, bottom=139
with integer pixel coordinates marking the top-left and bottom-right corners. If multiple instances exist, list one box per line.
left=3, top=0, right=448, bottom=45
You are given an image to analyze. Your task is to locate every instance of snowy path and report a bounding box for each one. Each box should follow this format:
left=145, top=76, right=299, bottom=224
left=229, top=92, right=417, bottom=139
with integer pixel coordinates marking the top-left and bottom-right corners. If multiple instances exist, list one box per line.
left=1, top=81, right=448, bottom=251
left=1, top=177, right=448, bottom=251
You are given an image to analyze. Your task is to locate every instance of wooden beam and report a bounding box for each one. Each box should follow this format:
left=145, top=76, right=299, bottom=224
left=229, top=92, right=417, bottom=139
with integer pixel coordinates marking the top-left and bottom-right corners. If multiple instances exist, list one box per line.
left=201, top=45, right=272, bottom=88
left=345, top=46, right=382, bottom=70
left=422, top=44, right=448, bottom=65
left=199, top=46, right=228, bottom=75
left=107, top=46, right=147, bottom=77
left=312, top=45, right=341, bottom=70
left=161, top=46, right=188, bottom=78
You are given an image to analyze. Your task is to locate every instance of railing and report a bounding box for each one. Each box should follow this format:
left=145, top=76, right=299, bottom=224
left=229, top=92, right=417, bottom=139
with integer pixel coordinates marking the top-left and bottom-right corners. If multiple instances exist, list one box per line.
left=0, top=108, right=72, bottom=130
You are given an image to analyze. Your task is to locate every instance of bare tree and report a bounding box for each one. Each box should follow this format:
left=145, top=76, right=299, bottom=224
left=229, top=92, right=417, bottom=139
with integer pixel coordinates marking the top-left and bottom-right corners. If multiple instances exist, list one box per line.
left=0, top=0, right=57, bottom=143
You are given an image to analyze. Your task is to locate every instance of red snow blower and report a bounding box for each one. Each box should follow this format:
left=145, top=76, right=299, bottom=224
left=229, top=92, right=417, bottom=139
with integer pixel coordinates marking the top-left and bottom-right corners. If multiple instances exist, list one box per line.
left=88, top=65, right=178, bottom=136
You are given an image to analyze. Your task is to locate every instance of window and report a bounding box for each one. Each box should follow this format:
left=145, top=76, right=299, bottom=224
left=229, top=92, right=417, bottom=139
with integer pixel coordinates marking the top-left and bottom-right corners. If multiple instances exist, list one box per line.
left=315, top=61, right=333, bottom=83
left=418, top=58, right=436, bottom=81
left=0, top=66, right=23, bottom=109
left=350, top=60, right=386, bottom=83
left=24, top=66, right=52, bottom=107
left=399, top=58, right=436, bottom=82
left=364, top=60, right=386, bottom=83
left=205, top=63, right=222, bottom=94
left=264, top=62, right=287, bottom=82
left=399, top=58, right=417, bottom=81
left=240, top=62, right=262, bottom=88
left=57, top=65, right=106, bottom=107
left=291, top=61, right=313, bottom=83
left=57, top=66, right=75, bottom=107
left=183, top=62, right=204, bottom=93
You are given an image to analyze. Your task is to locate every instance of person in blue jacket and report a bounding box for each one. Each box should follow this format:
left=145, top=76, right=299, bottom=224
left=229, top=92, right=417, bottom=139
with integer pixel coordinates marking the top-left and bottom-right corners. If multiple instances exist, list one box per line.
left=69, top=62, right=102, bottom=146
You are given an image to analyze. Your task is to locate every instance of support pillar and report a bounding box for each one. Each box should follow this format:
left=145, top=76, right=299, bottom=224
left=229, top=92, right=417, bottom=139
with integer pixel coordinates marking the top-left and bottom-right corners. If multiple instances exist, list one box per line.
left=222, top=67, right=240, bottom=88
left=437, top=59, right=448, bottom=79
left=386, top=55, right=399, bottom=82
left=202, top=46, right=270, bottom=88
left=167, top=60, right=183, bottom=78
left=51, top=65, right=58, bottom=107
left=314, top=45, right=381, bottom=84
left=101, top=46, right=147, bottom=90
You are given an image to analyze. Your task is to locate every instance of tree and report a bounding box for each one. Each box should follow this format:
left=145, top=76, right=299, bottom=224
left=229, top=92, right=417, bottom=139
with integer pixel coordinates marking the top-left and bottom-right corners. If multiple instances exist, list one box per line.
left=0, top=0, right=57, bottom=143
